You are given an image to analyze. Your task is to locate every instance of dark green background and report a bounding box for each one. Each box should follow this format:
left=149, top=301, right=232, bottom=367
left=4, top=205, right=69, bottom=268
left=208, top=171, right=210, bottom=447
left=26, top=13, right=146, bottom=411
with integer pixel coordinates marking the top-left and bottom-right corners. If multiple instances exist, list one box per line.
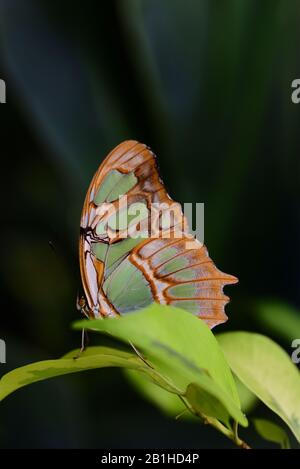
left=0, top=0, right=299, bottom=448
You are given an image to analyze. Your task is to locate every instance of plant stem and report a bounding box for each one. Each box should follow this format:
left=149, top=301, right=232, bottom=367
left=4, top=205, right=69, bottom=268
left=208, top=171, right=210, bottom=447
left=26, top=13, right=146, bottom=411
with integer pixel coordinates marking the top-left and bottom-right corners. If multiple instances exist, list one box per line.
left=180, top=396, right=251, bottom=449
left=203, top=416, right=251, bottom=449
left=203, top=415, right=232, bottom=438
left=233, top=420, right=251, bottom=449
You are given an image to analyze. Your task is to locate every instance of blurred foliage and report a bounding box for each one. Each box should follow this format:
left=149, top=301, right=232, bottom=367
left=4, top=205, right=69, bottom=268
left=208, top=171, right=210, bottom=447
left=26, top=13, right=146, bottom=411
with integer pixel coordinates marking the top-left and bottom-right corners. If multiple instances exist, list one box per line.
left=253, top=418, right=291, bottom=449
left=218, top=331, right=300, bottom=442
left=255, top=299, right=300, bottom=343
left=0, top=0, right=299, bottom=448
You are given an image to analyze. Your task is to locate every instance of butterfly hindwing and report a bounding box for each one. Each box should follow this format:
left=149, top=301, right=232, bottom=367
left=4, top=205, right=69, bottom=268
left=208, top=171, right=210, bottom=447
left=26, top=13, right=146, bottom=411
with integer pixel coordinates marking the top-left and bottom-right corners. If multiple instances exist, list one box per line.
left=128, top=237, right=237, bottom=328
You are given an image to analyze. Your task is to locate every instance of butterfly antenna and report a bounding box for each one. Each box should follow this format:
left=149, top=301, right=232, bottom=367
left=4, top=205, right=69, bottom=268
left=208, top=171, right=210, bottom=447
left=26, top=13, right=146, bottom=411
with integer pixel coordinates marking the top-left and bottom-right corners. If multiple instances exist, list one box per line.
left=76, top=291, right=81, bottom=311
left=48, top=240, right=56, bottom=252
left=129, top=341, right=154, bottom=368
left=175, top=409, right=189, bottom=420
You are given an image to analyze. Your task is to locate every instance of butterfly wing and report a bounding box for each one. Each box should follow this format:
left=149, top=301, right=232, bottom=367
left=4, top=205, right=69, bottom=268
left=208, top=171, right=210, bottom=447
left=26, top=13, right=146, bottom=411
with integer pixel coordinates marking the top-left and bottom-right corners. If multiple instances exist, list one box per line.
left=129, top=237, right=237, bottom=328
left=79, top=140, right=237, bottom=327
left=79, top=140, right=184, bottom=317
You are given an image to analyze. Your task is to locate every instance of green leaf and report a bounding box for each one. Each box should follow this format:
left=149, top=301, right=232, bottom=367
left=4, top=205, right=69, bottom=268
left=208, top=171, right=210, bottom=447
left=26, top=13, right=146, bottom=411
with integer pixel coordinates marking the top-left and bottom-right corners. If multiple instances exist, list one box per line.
left=0, top=306, right=248, bottom=436
left=0, top=346, right=176, bottom=402
left=253, top=418, right=291, bottom=449
left=127, top=369, right=247, bottom=429
left=256, top=299, right=300, bottom=343
left=234, top=375, right=257, bottom=414
left=218, top=332, right=300, bottom=442
left=185, top=383, right=233, bottom=428
left=74, top=304, right=247, bottom=427
left=125, top=369, right=190, bottom=419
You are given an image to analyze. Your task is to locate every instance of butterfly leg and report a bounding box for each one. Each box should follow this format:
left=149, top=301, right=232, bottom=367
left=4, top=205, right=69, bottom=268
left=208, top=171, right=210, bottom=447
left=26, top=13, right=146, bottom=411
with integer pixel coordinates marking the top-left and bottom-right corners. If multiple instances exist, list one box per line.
left=74, top=294, right=91, bottom=359
left=73, top=329, right=89, bottom=359
left=80, top=328, right=89, bottom=353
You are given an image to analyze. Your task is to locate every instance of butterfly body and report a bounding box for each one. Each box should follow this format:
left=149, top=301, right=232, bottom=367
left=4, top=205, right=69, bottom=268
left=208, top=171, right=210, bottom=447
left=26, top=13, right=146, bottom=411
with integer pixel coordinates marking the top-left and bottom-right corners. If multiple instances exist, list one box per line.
left=79, top=141, right=237, bottom=328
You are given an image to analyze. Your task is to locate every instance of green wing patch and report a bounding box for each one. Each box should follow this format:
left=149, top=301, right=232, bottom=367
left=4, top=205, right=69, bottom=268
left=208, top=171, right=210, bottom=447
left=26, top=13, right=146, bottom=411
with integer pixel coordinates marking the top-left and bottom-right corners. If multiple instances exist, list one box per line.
left=94, top=170, right=137, bottom=204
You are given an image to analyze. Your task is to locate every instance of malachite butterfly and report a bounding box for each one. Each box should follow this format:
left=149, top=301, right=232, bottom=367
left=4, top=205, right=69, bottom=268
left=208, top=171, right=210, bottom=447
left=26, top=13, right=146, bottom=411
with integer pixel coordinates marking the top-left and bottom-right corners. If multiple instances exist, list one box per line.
left=79, top=140, right=237, bottom=328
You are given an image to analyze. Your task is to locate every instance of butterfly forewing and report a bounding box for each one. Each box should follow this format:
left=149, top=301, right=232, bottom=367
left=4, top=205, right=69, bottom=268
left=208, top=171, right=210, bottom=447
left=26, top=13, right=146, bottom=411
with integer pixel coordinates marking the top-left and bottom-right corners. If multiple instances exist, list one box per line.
left=79, top=140, right=237, bottom=326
